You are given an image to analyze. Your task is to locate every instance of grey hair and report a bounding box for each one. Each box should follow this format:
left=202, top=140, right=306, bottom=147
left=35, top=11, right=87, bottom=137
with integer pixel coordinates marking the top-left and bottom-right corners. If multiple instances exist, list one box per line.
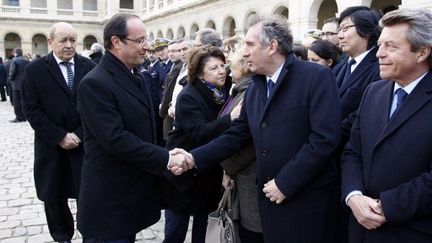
left=177, top=38, right=194, bottom=48
left=248, top=14, right=293, bottom=56
left=90, top=43, right=103, bottom=53
left=195, top=28, right=223, bottom=47
left=380, top=8, right=432, bottom=67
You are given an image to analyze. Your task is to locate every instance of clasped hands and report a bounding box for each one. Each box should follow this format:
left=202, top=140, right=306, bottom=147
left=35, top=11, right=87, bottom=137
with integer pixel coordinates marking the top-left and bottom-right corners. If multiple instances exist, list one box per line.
left=167, top=148, right=195, bottom=175
left=59, top=132, right=81, bottom=150
left=347, top=194, right=387, bottom=230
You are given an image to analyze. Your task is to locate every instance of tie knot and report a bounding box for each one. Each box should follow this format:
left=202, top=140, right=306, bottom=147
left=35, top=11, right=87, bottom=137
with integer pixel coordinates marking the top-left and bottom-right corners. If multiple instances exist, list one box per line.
left=61, top=61, right=72, bottom=68
left=348, top=59, right=356, bottom=66
left=267, top=79, right=275, bottom=97
left=395, top=88, right=408, bottom=103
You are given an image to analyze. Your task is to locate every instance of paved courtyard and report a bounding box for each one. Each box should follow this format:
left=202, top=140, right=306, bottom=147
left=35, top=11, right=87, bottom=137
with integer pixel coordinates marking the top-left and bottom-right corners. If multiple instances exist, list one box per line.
left=0, top=100, right=191, bottom=243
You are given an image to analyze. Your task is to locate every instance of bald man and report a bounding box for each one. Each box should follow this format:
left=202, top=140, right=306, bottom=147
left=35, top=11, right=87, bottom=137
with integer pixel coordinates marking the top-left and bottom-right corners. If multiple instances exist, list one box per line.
left=21, top=22, right=96, bottom=243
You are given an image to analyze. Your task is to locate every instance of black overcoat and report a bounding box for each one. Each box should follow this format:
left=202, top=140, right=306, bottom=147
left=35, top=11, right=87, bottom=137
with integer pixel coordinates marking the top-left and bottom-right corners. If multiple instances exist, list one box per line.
left=21, top=52, right=96, bottom=201
left=77, top=52, right=175, bottom=239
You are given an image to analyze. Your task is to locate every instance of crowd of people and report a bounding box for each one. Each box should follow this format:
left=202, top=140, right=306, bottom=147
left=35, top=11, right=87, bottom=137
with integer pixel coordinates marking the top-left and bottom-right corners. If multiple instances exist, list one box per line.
left=3, top=4, right=432, bottom=243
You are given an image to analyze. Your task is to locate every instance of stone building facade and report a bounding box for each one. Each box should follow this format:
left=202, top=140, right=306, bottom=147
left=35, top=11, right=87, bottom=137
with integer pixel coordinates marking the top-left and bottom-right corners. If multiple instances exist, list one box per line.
left=0, top=0, right=431, bottom=58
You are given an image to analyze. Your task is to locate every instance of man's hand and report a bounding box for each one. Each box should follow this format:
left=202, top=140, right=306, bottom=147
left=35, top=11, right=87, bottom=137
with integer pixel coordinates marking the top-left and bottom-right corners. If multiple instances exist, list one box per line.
left=347, top=195, right=386, bottom=230
left=263, top=179, right=286, bottom=204
left=168, top=148, right=195, bottom=175
left=59, top=132, right=81, bottom=150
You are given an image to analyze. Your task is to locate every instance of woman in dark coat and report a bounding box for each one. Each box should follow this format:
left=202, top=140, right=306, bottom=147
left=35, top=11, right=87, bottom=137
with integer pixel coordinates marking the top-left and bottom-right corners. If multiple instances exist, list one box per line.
left=164, top=45, right=240, bottom=243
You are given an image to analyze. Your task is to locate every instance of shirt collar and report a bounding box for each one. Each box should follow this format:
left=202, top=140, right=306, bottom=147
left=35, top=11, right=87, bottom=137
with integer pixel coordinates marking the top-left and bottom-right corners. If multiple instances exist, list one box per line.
left=53, top=52, right=75, bottom=65
left=393, top=72, right=428, bottom=95
left=266, top=61, right=285, bottom=84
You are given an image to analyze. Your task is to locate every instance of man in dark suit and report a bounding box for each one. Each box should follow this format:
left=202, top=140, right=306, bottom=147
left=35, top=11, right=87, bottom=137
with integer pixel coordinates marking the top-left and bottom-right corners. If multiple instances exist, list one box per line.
left=171, top=14, right=342, bottom=242
left=334, top=6, right=382, bottom=140
left=8, top=47, right=29, bottom=122
left=21, top=22, right=96, bottom=243
left=341, top=8, right=432, bottom=243
left=76, top=13, right=186, bottom=243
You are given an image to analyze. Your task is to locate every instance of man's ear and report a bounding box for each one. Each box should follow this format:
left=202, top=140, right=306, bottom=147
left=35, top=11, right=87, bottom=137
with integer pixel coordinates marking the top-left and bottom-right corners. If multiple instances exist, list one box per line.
left=417, top=46, right=431, bottom=63
left=268, top=39, right=278, bottom=56
left=111, top=36, right=122, bottom=49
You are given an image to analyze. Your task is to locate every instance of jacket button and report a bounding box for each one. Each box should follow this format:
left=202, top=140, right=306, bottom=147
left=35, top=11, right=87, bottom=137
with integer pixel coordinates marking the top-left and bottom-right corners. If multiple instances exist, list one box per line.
left=261, top=122, right=267, bottom=128
left=261, top=150, right=268, bottom=157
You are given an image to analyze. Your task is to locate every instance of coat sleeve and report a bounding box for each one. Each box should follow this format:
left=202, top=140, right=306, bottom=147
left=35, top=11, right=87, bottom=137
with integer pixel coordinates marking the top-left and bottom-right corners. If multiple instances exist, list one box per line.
left=340, top=85, right=373, bottom=201
left=274, top=68, right=342, bottom=199
left=191, top=88, right=253, bottom=173
left=77, top=75, right=169, bottom=175
left=380, top=170, right=432, bottom=224
left=21, top=65, right=67, bottom=147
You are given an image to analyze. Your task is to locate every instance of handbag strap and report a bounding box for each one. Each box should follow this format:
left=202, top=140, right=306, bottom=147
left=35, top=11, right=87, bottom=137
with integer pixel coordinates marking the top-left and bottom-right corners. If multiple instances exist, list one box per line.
left=217, top=180, right=235, bottom=213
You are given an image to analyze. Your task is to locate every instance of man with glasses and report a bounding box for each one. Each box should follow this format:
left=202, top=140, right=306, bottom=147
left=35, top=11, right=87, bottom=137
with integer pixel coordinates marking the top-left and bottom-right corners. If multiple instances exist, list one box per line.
left=77, top=13, right=187, bottom=243
left=321, top=17, right=340, bottom=47
left=21, top=22, right=96, bottom=243
left=335, top=6, right=382, bottom=145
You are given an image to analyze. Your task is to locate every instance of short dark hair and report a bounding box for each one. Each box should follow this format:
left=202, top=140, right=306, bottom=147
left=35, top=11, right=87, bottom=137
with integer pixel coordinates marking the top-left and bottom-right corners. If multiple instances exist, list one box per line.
left=292, top=42, right=307, bottom=61
left=309, top=39, right=341, bottom=68
left=187, top=45, right=226, bottom=84
left=339, top=6, right=382, bottom=50
left=104, top=13, right=139, bottom=50
left=324, top=17, right=339, bottom=25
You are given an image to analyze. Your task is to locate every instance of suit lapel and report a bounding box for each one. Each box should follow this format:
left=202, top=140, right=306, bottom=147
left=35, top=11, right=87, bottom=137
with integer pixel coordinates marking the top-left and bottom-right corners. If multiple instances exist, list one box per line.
left=46, top=53, right=71, bottom=95
left=375, top=72, right=432, bottom=146
left=260, top=54, right=293, bottom=122
left=104, top=56, right=152, bottom=111
left=339, top=48, right=378, bottom=95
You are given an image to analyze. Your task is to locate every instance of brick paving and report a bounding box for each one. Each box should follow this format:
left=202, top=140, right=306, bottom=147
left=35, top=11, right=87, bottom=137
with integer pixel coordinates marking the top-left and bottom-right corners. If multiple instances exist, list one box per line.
left=0, top=100, right=191, bottom=243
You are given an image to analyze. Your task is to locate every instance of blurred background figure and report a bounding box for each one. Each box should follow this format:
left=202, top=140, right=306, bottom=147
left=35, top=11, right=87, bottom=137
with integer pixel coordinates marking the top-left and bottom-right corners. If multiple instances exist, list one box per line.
left=0, top=57, right=7, bottom=102
left=89, top=42, right=103, bottom=64
left=321, top=17, right=340, bottom=47
left=195, top=28, right=223, bottom=48
left=8, top=47, right=29, bottom=123
left=292, top=40, right=308, bottom=61
left=308, top=39, right=341, bottom=69
left=223, top=35, right=243, bottom=64
left=302, top=28, right=322, bottom=49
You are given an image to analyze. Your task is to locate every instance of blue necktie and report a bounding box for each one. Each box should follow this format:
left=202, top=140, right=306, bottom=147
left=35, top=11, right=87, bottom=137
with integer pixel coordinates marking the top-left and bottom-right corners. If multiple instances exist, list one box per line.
left=267, top=79, right=274, bottom=98
left=62, top=62, right=74, bottom=90
left=341, top=59, right=356, bottom=87
left=390, top=88, right=408, bottom=118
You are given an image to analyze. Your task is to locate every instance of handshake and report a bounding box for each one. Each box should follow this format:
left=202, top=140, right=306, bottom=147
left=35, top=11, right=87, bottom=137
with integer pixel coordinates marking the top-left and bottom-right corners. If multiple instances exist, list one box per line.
left=167, top=148, right=195, bottom=175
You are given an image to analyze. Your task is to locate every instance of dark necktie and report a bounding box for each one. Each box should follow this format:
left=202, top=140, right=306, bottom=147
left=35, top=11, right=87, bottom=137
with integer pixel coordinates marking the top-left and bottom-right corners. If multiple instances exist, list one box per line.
left=267, top=79, right=274, bottom=98
left=341, top=59, right=356, bottom=87
left=61, top=62, right=74, bottom=90
left=391, top=88, right=408, bottom=118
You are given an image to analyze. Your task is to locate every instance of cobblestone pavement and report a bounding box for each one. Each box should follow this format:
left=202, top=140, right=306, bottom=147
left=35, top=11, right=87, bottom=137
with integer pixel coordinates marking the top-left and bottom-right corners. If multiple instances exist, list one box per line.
left=0, top=100, right=192, bottom=243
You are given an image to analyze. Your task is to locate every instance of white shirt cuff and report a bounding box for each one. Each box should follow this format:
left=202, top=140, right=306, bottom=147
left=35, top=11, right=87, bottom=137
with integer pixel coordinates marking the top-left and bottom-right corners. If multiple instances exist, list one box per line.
left=345, top=190, right=363, bottom=205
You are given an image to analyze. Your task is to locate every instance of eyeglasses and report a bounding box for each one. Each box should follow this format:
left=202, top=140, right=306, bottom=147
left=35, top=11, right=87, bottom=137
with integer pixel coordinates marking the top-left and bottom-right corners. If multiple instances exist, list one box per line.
left=320, top=31, right=338, bottom=37
left=337, top=24, right=356, bottom=33
left=123, top=37, right=149, bottom=46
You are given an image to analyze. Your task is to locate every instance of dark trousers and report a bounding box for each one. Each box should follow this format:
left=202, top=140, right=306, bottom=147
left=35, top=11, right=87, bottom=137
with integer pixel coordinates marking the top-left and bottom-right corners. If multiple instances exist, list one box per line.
left=163, top=209, right=208, bottom=243
left=0, top=84, right=6, bottom=101
left=83, top=236, right=136, bottom=243
left=12, top=90, right=25, bottom=120
left=239, top=224, right=264, bottom=243
left=6, top=83, right=13, bottom=105
left=44, top=199, right=74, bottom=242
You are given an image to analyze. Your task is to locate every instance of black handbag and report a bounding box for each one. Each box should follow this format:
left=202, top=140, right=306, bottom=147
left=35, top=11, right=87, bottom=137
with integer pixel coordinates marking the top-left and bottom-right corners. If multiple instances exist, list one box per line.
left=205, top=181, right=239, bottom=243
